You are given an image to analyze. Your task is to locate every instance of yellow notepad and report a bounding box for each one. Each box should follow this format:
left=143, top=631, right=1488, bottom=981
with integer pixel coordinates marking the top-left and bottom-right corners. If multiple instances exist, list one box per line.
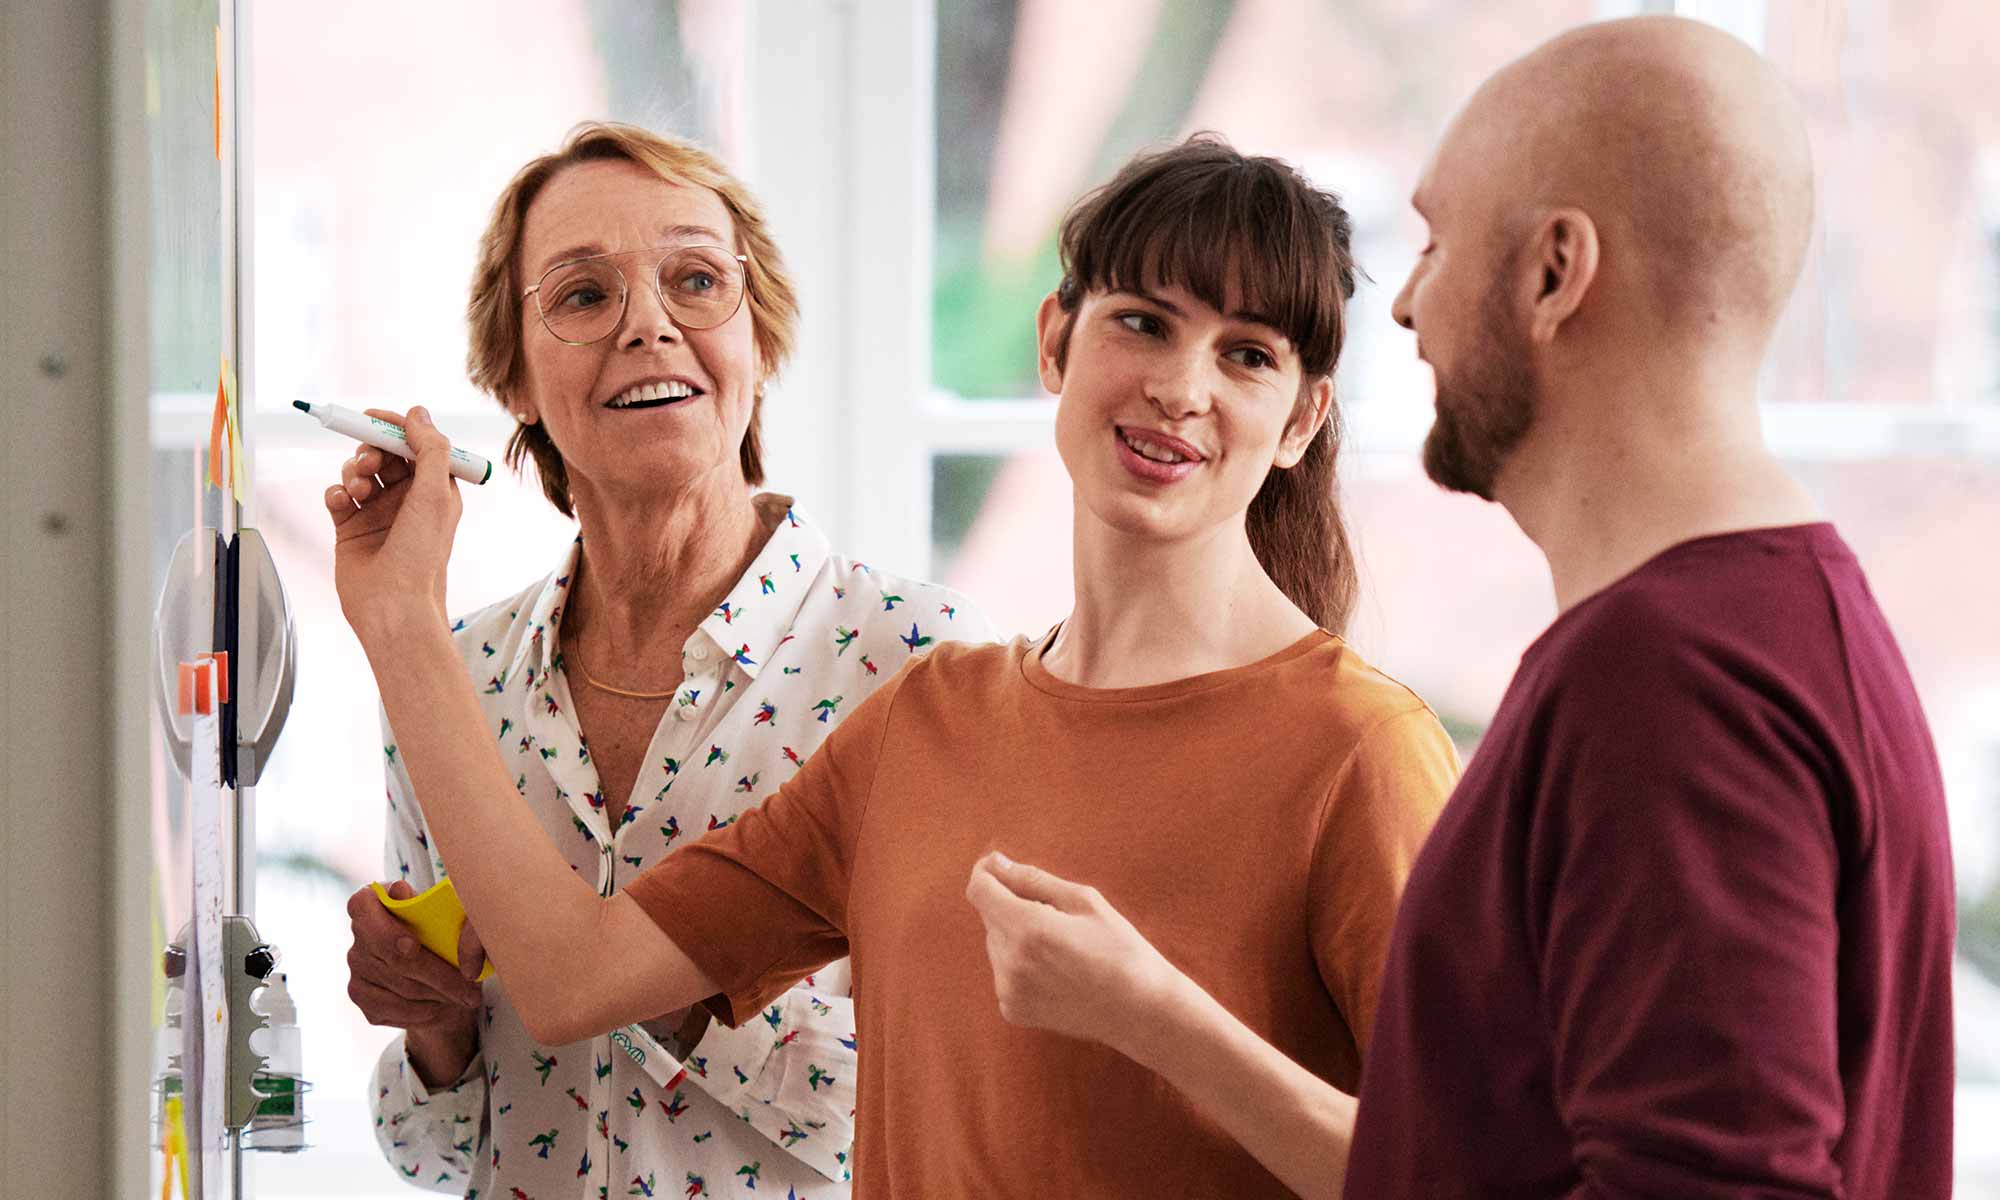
left=370, top=877, right=495, bottom=981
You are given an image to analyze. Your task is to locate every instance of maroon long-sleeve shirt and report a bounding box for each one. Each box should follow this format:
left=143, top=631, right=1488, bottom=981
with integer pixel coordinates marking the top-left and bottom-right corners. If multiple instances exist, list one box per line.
left=1348, top=524, right=1956, bottom=1197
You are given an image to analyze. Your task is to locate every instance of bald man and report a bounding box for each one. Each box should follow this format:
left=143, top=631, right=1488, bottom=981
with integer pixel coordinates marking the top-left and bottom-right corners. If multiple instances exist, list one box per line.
left=1350, top=16, right=1955, bottom=1198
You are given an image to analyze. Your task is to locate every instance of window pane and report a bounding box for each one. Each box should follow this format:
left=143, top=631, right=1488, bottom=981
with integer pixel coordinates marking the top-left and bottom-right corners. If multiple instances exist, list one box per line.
left=250, top=0, right=747, bottom=415
left=1759, top=4, right=2000, bottom=411
left=931, top=450, right=1072, bottom=638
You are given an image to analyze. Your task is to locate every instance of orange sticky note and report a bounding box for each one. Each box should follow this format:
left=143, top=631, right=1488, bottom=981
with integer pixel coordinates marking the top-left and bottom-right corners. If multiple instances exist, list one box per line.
left=208, top=375, right=228, bottom=490
left=177, top=661, right=215, bottom=716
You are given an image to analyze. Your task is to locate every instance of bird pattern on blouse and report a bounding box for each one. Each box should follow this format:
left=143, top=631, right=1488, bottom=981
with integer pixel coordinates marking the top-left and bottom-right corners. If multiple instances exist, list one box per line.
left=370, top=499, right=994, bottom=1200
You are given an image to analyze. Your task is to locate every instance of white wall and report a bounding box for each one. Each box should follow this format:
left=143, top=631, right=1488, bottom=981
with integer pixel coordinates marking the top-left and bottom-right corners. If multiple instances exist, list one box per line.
left=0, top=0, right=122, bottom=1196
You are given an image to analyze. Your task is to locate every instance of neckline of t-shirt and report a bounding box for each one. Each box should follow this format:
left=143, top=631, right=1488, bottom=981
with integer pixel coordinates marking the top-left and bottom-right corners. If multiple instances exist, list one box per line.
left=1522, top=520, right=1844, bottom=661
left=1018, top=625, right=1338, bottom=703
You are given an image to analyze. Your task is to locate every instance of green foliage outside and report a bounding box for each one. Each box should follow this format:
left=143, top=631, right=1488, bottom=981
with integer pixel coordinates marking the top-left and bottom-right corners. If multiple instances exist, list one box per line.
left=932, top=223, right=1061, bottom=399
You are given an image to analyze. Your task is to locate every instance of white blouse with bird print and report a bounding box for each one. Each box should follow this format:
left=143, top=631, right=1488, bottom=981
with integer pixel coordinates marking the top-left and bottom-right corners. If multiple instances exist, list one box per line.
left=369, top=497, right=993, bottom=1200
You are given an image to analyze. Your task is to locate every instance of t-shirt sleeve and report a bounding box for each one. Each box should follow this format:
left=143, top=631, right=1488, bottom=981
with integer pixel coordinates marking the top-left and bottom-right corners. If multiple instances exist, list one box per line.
left=1307, top=705, right=1460, bottom=1055
left=1530, top=636, right=1847, bottom=1197
left=623, top=660, right=908, bottom=1027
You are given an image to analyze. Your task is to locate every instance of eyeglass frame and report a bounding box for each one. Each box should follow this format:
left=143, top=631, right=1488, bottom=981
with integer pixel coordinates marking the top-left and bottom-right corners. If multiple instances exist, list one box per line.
left=520, top=243, right=752, bottom=346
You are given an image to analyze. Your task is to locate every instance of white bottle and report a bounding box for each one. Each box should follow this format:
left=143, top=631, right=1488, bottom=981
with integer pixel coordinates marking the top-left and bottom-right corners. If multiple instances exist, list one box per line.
left=248, top=973, right=306, bottom=1150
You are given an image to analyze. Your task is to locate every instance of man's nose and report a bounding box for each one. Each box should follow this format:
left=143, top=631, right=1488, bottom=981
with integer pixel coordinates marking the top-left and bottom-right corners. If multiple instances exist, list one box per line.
left=1390, top=271, right=1417, bottom=332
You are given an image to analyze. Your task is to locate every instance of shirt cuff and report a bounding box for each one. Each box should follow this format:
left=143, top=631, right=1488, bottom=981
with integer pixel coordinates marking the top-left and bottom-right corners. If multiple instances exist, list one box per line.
left=398, top=1037, right=486, bottom=1106
left=680, top=1005, right=781, bottom=1110
left=369, top=1034, right=488, bottom=1190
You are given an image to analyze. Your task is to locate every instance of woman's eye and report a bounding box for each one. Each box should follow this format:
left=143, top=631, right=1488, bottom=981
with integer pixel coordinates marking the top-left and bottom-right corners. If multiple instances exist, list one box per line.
left=1228, top=346, right=1276, bottom=370
left=558, top=286, right=608, bottom=310
left=673, top=271, right=718, bottom=294
left=1116, top=312, right=1161, bottom=336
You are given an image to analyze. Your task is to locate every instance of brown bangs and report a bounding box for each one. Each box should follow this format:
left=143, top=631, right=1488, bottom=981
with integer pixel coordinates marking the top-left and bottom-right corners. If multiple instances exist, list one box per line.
left=1056, top=134, right=1358, bottom=379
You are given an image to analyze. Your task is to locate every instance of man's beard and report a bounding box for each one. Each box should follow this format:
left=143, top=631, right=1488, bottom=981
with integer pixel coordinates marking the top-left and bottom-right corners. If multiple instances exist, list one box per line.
left=1420, top=283, right=1536, bottom=501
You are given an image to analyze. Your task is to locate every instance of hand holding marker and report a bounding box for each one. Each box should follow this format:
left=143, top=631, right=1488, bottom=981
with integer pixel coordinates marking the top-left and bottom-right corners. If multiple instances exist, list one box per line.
left=295, top=401, right=493, bottom=485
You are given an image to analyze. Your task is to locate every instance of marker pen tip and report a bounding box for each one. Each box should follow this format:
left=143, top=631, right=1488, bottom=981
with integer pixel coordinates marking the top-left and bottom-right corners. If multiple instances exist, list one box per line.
left=292, top=400, right=311, bottom=413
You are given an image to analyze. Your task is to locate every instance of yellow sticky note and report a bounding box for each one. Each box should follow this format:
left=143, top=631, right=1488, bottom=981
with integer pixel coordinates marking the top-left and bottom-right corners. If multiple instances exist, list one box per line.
left=163, top=1094, right=188, bottom=1199
left=370, top=877, right=495, bottom=981
left=222, top=357, right=247, bottom=503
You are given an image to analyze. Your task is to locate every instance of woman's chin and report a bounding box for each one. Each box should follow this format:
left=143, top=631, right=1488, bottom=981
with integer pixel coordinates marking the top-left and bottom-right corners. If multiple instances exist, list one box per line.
left=1075, top=485, right=1203, bottom=545
left=573, top=452, right=743, bottom=511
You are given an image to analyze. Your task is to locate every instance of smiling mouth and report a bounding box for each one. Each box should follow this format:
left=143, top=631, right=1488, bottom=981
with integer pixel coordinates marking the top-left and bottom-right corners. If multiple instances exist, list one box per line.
left=607, top=380, right=702, bottom=410
left=1116, top=426, right=1202, bottom=466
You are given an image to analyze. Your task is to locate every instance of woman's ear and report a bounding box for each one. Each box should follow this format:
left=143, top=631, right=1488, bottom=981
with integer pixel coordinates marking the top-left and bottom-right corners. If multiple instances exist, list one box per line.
left=1034, top=290, right=1071, bottom=396
left=1272, top=375, right=1334, bottom=469
left=503, top=387, right=539, bottom=427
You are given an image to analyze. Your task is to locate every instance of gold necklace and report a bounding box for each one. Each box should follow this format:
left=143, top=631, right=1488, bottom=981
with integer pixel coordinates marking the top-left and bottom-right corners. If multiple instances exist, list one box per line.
left=567, top=644, right=676, bottom=701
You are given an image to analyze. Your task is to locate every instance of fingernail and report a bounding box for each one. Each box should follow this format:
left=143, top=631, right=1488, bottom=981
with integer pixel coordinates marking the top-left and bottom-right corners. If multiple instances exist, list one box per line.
left=396, top=937, right=416, bottom=957
left=409, top=406, right=429, bottom=425
left=993, top=851, right=1013, bottom=868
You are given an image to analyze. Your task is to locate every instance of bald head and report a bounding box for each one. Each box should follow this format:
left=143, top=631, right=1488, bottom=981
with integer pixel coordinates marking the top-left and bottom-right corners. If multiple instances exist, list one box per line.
left=1437, top=16, right=1814, bottom=341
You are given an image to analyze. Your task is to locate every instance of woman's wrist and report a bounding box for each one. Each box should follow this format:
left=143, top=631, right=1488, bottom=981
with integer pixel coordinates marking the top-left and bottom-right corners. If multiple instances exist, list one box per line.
left=406, top=1008, right=481, bottom=1090
left=1104, top=954, right=1195, bottom=1068
left=352, top=596, right=450, bottom=653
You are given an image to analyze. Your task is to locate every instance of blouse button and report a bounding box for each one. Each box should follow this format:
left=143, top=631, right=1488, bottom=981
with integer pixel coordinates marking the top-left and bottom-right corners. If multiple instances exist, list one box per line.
left=689, top=645, right=710, bottom=662
left=675, top=705, right=696, bottom=722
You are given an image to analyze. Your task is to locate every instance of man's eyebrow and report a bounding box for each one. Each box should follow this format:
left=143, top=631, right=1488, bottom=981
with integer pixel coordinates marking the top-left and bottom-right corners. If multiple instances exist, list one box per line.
left=534, top=225, right=731, bottom=276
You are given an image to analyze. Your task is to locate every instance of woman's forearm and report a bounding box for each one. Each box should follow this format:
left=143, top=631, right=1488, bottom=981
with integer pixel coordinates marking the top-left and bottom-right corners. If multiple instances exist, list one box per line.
left=1119, top=971, right=1357, bottom=1200
left=367, top=620, right=716, bottom=1043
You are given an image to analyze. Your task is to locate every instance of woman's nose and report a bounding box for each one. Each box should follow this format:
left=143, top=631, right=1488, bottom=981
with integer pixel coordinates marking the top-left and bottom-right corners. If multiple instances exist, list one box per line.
left=618, top=272, right=685, bottom=348
left=1146, top=352, right=1212, bottom=420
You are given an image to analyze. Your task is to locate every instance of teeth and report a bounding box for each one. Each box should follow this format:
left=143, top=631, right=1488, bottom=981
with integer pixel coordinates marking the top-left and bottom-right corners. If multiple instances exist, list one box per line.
left=609, top=380, right=696, bottom=409
left=1123, top=431, right=1189, bottom=464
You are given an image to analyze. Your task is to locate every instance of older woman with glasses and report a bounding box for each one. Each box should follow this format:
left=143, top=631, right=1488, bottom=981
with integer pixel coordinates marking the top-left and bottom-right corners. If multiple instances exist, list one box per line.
left=339, top=122, right=989, bottom=1200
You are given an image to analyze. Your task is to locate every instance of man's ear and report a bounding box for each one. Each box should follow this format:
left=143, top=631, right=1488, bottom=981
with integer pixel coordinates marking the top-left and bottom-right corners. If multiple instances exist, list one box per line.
left=1273, top=375, right=1334, bottom=469
left=1525, top=207, right=1600, bottom=345
left=1035, top=290, right=1072, bottom=396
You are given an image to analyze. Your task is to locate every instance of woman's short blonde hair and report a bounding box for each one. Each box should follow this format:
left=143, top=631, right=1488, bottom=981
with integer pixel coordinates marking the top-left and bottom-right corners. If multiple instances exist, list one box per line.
left=466, top=121, right=800, bottom=516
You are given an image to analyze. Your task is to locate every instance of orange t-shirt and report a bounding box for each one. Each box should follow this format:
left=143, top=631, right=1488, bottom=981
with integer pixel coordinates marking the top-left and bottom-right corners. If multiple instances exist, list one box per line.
left=626, top=632, right=1459, bottom=1196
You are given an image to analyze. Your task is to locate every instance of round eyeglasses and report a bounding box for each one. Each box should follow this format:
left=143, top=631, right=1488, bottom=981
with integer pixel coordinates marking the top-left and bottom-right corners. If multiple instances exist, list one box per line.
left=522, top=244, right=749, bottom=346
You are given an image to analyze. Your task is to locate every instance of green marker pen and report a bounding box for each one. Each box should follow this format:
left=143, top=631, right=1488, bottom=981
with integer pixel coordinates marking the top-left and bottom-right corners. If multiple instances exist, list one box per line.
left=294, top=400, right=492, bottom=484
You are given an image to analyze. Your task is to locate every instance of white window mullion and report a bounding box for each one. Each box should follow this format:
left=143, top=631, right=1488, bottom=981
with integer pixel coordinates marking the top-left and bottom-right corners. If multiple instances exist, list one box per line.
left=839, top=0, right=937, bottom=577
